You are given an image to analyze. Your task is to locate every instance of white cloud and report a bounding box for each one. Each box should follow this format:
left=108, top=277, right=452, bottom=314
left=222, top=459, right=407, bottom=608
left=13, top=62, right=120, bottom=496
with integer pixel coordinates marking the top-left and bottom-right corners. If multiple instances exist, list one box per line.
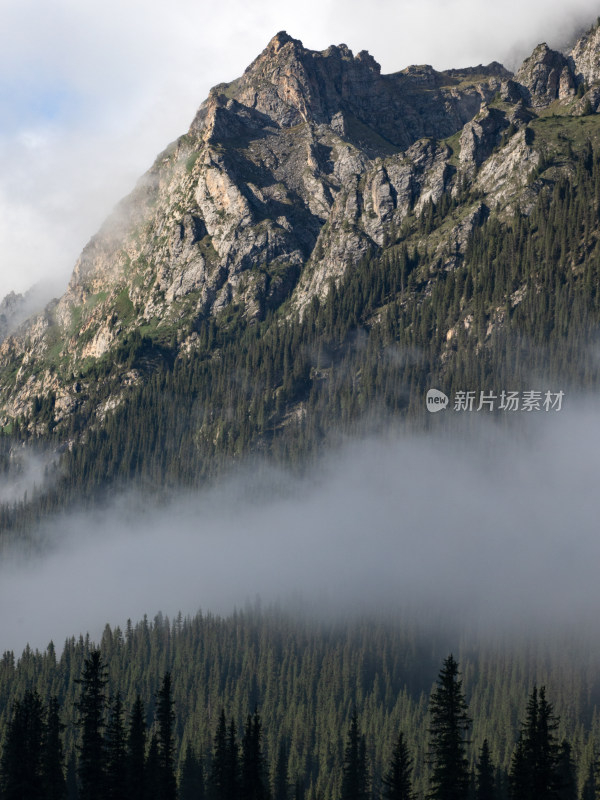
left=0, top=0, right=599, bottom=302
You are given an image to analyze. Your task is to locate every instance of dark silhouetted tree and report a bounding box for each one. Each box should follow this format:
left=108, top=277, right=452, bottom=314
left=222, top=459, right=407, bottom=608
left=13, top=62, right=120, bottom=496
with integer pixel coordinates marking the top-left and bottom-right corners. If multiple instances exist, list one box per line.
left=427, top=654, right=471, bottom=800
left=106, top=693, right=128, bottom=800
left=341, top=711, right=369, bottom=800
left=556, top=740, right=577, bottom=800
left=475, top=740, right=495, bottom=800
left=510, top=686, right=561, bottom=800
left=157, top=672, right=177, bottom=800
left=210, top=710, right=240, bottom=800
left=382, top=732, right=414, bottom=800
left=127, top=695, right=147, bottom=800
left=43, top=696, right=67, bottom=800
left=76, top=649, right=108, bottom=800
left=241, top=710, right=269, bottom=800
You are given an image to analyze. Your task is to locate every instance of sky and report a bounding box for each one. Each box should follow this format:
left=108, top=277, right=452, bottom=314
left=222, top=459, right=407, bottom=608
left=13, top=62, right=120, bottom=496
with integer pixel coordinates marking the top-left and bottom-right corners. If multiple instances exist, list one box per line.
left=1, top=402, right=600, bottom=655
left=1, top=0, right=599, bottom=302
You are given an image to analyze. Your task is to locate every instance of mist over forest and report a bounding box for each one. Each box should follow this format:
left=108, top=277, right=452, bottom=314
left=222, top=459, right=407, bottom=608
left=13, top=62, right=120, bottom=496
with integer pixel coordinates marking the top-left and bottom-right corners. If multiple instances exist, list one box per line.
left=1, top=400, right=597, bottom=658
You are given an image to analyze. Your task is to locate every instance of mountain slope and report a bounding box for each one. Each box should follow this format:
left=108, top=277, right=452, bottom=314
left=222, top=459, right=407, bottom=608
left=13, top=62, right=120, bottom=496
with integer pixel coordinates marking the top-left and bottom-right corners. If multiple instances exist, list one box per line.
left=3, top=22, right=600, bottom=522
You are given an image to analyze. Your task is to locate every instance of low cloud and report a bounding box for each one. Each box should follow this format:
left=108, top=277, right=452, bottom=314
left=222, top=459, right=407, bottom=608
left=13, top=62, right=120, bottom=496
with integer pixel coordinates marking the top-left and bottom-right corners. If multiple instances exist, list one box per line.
left=1, top=400, right=598, bottom=655
left=0, top=447, right=58, bottom=506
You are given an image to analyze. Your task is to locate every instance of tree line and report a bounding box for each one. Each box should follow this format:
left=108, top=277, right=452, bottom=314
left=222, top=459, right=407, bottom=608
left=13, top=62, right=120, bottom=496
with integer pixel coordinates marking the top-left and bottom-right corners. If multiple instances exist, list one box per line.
left=1, top=647, right=598, bottom=800
left=1, top=610, right=600, bottom=798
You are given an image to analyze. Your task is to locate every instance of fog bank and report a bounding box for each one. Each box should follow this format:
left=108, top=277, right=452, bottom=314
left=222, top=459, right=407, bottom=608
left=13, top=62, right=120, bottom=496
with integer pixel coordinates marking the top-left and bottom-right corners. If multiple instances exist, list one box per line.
left=1, top=401, right=598, bottom=655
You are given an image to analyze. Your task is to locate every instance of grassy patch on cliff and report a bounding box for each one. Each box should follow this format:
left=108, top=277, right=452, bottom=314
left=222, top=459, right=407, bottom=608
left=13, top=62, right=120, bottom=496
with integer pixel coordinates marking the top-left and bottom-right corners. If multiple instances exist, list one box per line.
left=531, top=114, right=600, bottom=156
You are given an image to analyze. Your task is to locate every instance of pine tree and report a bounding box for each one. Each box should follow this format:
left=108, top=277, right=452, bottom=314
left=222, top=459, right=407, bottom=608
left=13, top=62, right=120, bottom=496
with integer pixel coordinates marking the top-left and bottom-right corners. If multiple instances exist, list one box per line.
left=534, top=687, right=561, bottom=798
left=76, top=649, right=109, bottom=800
left=381, top=732, right=414, bottom=800
left=509, top=735, right=530, bottom=800
left=210, top=710, right=240, bottom=800
left=475, top=740, right=495, bottom=800
left=106, top=693, right=128, bottom=800
left=509, top=686, right=561, bottom=800
left=241, top=710, right=269, bottom=800
left=341, top=711, right=369, bottom=800
left=157, top=672, right=178, bottom=800
left=427, top=654, right=472, bottom=800
left=226, top=718, right=241, bottom=800
left=127, top=695, right=147, bottom=800
left=43, top=697, right=67, bottom=800
left=556, top=740, right=577, bottom=800
left=210, top=710, right=229, bottom=800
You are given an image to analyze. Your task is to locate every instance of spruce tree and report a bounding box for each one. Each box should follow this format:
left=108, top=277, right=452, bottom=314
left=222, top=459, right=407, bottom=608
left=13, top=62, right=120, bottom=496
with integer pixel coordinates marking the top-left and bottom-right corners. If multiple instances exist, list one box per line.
left=210, top=710, right=229, bottom=800
left=381, top=732, right=414, bottom=800
left=509, top=735, right=530, bottom=800
left=427, top=654, right=471, bottom=800
left=156, top=672, right=177, bottom=800
left=556, top=740, right=577, bottom=800
left=226, top=718, right=241, bottom=800
left=509, top=686, right=561, bottom=800
left=106, top=693, right=128, bottom=800
left=43, top=696, right=67, bottom=800
left=127, top=695, right=147, bottom=800
left=241, top=710, right=269, bottom=800
left=475, top=740, right=495, bottom=800
left=341, top=711, right=369, bottom=800
left=76, top=649, right=109, bottom=800
left=210, top=710, right=240, bottom=800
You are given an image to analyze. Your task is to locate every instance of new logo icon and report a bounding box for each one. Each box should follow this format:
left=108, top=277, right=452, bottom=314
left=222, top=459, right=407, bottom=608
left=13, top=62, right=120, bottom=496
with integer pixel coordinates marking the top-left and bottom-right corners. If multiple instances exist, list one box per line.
left=426, top=389, right=449, bottom=413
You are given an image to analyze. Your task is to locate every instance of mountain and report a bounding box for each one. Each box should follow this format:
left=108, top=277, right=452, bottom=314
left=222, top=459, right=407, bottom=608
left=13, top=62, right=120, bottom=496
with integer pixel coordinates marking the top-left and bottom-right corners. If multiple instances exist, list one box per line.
left=3, top=21, right=600, bottom=521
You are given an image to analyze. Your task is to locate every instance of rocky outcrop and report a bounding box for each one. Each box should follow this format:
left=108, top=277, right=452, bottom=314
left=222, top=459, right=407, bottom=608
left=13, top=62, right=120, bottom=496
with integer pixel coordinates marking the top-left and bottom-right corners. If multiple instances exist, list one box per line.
left=459, top=106, right=509, bottom=177
left=569, top=22, right=600, bottom=86
left=514, top=43, right=576, bottom=107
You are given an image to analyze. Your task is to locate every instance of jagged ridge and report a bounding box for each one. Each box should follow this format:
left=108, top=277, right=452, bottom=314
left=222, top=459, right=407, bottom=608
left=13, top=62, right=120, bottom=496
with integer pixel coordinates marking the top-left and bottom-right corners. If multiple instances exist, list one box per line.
left=2, top=20, right=600, bottom=434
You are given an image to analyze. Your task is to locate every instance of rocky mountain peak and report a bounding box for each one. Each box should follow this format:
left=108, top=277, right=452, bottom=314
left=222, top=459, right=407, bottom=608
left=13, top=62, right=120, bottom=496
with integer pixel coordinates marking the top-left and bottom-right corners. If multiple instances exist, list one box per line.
left=4, top=21, right=600, bottom=434
left=265, top=30, right=297, bottom=54
left=514, top=42, right=575, bottom=107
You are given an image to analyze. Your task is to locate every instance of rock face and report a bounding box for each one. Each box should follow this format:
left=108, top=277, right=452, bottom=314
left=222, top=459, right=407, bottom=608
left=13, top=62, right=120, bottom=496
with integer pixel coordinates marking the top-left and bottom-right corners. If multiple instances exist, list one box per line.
left=2, top=20, right=600, bottom=429
left=570, top=22, right=600, bottom=85
left=515, top=43, right=576, bottom=107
